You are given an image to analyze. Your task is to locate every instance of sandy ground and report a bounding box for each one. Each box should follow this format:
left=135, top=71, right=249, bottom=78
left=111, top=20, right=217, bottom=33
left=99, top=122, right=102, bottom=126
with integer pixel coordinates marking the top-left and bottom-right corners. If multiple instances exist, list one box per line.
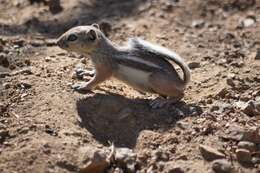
left=0, top=0, right=260, bottom=172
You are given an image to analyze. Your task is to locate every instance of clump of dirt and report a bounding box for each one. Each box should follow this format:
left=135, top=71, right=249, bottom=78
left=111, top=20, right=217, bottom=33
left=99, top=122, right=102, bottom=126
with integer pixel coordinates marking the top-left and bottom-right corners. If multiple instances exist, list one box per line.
left=0, top=0, right=260, bottom=173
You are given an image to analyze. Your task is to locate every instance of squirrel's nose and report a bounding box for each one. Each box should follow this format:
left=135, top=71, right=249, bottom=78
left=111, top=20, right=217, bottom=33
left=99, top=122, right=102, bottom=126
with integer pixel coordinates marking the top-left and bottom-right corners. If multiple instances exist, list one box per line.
left=56, top=38, right=62, bottom=47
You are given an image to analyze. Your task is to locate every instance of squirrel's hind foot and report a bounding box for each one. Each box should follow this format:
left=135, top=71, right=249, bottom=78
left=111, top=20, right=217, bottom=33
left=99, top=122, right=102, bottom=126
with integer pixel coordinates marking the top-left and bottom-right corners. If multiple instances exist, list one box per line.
left=71, top=82, right=93, bottom=94
left=150, top=96, right=182, bottom=109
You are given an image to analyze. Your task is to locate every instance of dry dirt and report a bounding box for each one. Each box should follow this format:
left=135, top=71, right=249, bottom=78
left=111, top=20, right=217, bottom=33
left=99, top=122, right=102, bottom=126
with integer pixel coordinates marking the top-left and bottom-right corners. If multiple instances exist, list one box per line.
left=0, top=0, right=260, bottom=173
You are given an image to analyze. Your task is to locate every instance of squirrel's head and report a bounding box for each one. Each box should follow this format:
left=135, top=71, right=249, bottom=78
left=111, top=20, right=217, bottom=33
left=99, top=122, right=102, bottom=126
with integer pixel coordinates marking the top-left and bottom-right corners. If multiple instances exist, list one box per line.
left=57, top=24, right=102, bottom=54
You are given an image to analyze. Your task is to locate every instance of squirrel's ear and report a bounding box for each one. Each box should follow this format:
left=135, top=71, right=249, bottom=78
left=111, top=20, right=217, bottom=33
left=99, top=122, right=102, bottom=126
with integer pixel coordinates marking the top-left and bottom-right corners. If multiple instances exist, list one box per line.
left=88, top=29, right=97, bottom=41
left=91, top=23, right=100, bottom=29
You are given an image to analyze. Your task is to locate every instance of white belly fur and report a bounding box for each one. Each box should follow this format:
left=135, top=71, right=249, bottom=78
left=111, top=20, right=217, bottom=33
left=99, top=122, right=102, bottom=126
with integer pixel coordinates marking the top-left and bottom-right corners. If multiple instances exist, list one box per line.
left=115, top=64, right=152, bottom=92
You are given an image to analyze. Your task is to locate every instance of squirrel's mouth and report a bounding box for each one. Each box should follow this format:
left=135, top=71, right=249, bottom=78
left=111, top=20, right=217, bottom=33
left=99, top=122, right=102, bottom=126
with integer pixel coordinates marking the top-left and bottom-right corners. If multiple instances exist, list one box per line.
left=56, top=38, right=69, bottom=49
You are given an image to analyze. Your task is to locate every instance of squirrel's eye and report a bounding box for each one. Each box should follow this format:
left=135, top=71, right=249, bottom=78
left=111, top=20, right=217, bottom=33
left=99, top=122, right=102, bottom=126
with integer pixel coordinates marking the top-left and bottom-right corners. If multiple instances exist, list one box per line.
left=67, top=34, right=78, bottom=42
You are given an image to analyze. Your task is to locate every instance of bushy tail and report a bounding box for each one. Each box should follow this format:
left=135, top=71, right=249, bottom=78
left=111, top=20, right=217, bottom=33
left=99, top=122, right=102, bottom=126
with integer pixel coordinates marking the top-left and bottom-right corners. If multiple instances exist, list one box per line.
left=130, top=38, right=191, bottom=87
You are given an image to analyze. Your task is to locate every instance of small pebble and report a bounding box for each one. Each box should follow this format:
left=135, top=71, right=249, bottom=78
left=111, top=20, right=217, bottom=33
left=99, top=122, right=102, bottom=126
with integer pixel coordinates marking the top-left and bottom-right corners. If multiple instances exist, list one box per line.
left=199, top=145, right=225, bottom=161
left=212, top=159, right=233, bottom=173
left=241, top=16, right=256, bottom=28
left=188, top=62, right=200, bottom=69
left=236, top=149, right=252, bottom=163
left=3, top=83, right=11, bottom=89
left=255, top=48, right=260, bottom=60
left=237, top=141, right=256, bottom=152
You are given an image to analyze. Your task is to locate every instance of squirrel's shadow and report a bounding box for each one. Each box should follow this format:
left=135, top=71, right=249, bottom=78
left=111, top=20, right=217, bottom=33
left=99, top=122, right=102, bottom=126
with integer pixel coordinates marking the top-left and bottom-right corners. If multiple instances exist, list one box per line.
left=76, top=92, right=202, bottom=148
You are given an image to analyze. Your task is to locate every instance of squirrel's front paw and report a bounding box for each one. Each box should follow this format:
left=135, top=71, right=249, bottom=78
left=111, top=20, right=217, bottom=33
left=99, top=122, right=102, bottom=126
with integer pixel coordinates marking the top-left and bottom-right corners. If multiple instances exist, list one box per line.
left=73, top=69, right=95, bottom=80
left=71, top=82, right=92, bottom=94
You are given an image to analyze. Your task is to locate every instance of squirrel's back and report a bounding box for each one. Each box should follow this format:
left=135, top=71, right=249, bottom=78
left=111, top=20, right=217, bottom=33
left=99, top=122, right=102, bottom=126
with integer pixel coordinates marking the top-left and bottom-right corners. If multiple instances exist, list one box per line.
left=128, top=38, right=191, bottom=87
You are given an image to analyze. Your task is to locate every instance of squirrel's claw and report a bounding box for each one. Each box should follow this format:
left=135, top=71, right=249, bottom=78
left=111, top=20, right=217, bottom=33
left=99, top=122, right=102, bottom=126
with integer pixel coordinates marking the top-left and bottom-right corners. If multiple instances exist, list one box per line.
left=71, top=82, right=92, bottom=94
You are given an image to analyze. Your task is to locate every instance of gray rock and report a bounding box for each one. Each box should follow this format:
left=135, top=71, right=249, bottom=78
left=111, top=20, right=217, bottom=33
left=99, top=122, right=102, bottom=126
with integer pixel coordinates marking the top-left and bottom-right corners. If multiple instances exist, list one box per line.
left=13, top=39, right=25, bottom=47
left=241, top=16, right=256, bottom=28
left=191, top=19, right=205, bottom=28
left=162, top=1, right=175, bottom=12
left=199, top=145, right=225, bottom=161
left=256, top=95, right=260, bottom=101
left=216, top=58, right=227, bottom=66
left=2, top=82, right=11, bottom=89
left=226, top=78, right=235, bottom=87
left=56, top=52, right=66, bottom=56
left=215, top=87, right=229, bottom=98
left=188, top=62, right=201, bottom=69
left=18, top=81, right=32, bottom=89
left=239, top=95, right=251, bottom=102
left=252, top=157, right=260, bottom=164
left=45, top=56, right=52, bottom=62
left=224, top=125, right=260, bottom=144
left=11, top=68, right=33, bottom=76
left=210, top=101, right=233, bottom=113
left=115, top=148, right=137, bottom=173
left=0, top=43, right=3, bottom=52
left=29, top=39, right=45, bottom=47
left=151, top=149, right=169, bottom=162
left=80, top=58, right=87, bottom=64
left=56, top=160, right=78, bottom=172
left=0, top=72, right=10, bottom=78
left=0, top=130, right=10, bottom=144
left=107, top=167, right=124, bottom=173
left=176, top=121, right=190, bottom=130
left=212, top=159, right=233, bottom=173
left=79, top=147, right=110, bottom=173
left=241, top=100, right=260, bottom=117
left=0, top=53, right=9, bottom=67
left=167, top=166, right=185, bottom=173
left=49, top=0, right=63, bottom=14
left=164, top=161, right=187, bottom=173
left=237, top=141, right=256, bottom=152
left=236, top=149, right=252, bottom=163
left=0, top=103, right=5, bottom=114
left=45, top=39, right=57, bottom=47
left=255, top=48, right=260, bottom=60
left=230, top=60, right=244, bottom=68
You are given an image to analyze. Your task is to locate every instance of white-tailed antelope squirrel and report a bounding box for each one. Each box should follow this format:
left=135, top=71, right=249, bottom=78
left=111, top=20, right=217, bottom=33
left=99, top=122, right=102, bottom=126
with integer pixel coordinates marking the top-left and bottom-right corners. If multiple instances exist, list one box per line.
left=57, top=24, right=191, bottom=108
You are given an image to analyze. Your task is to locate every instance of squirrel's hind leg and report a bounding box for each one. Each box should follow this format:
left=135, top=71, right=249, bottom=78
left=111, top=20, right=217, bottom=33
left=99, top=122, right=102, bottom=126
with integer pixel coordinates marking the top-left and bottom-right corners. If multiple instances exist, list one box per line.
left=150, top=95, right=184, bottom=109
left=149, top=71, right=184, bottom=109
